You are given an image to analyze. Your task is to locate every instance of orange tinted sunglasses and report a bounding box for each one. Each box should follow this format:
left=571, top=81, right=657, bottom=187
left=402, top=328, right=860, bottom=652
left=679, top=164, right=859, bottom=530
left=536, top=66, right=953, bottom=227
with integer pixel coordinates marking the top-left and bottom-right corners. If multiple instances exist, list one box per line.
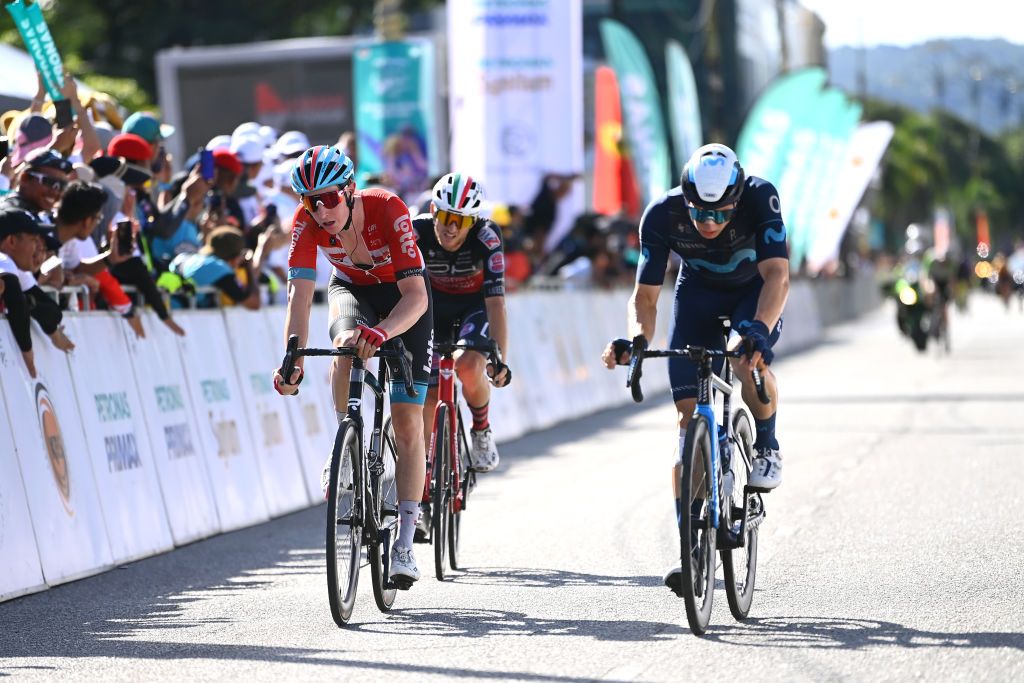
left=301, top=189, right=343, bottom=213
left=436, top=208, right=475, bottom=230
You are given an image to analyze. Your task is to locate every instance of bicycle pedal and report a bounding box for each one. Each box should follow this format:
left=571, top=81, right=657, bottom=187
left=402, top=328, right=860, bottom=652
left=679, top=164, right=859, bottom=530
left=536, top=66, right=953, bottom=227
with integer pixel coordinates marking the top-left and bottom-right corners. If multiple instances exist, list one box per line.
left=391, top=576, right=414, bottom=591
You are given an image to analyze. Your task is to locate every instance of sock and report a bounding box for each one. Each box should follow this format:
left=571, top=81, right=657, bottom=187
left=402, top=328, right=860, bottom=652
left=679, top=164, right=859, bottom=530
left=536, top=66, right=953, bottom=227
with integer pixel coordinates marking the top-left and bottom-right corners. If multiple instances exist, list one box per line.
left=754, top=413, right=779, bottom=450
left=469, top=402, right=490, bottom=431
left=397, top=500, right=418, bottom=549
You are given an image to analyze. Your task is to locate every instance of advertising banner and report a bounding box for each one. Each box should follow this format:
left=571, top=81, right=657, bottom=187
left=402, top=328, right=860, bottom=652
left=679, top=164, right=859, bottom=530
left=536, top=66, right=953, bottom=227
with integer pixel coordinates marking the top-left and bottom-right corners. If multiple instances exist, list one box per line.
left=5, top=0, right=65, bottom=100
left=64, top=316, right=174, bottom=563
left=223, top=308, right=310, bottom=514
left=805, top=121, right=894, bottom=273
left=123, top=311, right=221, bottom=544
left=262, top=306, right=337, bottom=502
left=665, top=40, right=703, bottom=174
left=448, top=0, right=584, bottom=212
left=353, top=39, right=438, bottom=199
left=0, top=382, right=46, bottom=601
left=175, top=312, right=270, bottom=530
left=0, top=322, right=113, bottom=585
left=600, top=19, right=672, bottom=209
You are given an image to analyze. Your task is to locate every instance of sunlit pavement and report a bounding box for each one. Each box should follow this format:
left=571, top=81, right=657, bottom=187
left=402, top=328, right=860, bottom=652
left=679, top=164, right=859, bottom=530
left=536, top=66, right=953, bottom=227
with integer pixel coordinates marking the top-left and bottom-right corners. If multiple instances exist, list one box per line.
left=2, top=293, right=1022, bottom=681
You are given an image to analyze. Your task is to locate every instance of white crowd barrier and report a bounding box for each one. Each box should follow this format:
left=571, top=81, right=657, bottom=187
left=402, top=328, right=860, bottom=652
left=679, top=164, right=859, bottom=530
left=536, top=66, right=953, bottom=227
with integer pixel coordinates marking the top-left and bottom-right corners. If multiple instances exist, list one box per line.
left=1, top=282, right=829, bottom=603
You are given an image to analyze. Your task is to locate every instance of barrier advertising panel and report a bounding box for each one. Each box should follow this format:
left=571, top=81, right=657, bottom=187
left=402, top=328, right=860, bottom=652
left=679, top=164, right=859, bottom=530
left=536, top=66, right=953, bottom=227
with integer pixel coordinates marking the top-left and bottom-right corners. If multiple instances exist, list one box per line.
left=223, top=308, right=310, bottom=514
left=124, top=312, right=221, bottom=544
left=0, top=376, right=46, bottom=601
left=175, top=312, right=270, bottom=530
left=64, top=315, right=174, bottom=562
left=0, top=321, right=113, bottom=585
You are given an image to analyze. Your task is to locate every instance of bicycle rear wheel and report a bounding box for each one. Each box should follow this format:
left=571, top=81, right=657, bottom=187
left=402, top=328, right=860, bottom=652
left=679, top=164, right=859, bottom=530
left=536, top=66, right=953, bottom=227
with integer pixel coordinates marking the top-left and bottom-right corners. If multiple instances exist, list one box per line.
left=448, top=412, right=469, bottom=570
left=679, top=416, right=716, bottom=635
left=722, top=407, right=759, bottom=621
left=431, top=404, right=451, bottom=581
left=326, top=420, right=362, bottom=627
left=370, top=417, right=400, bottom=612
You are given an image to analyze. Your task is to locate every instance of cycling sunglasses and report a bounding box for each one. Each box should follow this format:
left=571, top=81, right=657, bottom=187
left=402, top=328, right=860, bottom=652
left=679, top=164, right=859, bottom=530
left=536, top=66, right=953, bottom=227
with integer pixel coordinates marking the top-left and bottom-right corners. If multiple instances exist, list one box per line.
left=436, top=208, right=475, bottom=230
left=688, top=206, right=735, bottom=224
left=301, top=189, right=344, bottom=213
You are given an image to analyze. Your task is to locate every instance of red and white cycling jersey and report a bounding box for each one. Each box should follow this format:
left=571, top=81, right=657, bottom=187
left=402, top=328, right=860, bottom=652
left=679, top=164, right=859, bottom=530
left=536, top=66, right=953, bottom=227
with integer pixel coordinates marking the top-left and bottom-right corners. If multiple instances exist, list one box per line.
left=287, top=188, right=424, bottom=285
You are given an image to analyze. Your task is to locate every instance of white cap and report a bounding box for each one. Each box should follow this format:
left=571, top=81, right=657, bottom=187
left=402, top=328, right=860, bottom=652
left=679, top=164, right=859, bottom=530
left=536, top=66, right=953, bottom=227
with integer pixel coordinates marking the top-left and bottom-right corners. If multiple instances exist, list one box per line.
left=258, top=125, right=278, bottom=148
left=232, top=121, right=261, bottom=141
left=230, top=135, right=267, bottom=164
left=274, top=130, right=310, bottom=156
left=273, top=158, right=297, bottom=189
left=206, top=134, right=232, bottom=151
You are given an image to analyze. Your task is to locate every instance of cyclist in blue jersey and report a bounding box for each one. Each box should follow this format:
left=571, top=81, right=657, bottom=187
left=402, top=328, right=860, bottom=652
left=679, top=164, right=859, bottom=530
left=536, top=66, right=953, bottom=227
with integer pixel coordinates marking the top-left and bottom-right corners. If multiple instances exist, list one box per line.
left=602, top=144, right=789, bottom=587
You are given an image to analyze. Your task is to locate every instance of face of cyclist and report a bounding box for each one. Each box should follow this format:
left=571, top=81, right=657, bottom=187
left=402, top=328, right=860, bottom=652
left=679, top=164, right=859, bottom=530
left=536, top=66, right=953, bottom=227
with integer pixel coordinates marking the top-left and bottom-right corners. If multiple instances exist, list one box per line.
left=687, top=202, right=736, bottom=240
left=303, top=184, right=353, bottom=236
left=432, top=205, right=475, bottom=252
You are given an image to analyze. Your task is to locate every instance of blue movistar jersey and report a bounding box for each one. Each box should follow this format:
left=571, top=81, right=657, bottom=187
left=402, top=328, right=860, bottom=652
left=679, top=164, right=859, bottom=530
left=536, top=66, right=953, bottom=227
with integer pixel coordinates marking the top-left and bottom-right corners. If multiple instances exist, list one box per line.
left=636, top=176, right=788, bottom=289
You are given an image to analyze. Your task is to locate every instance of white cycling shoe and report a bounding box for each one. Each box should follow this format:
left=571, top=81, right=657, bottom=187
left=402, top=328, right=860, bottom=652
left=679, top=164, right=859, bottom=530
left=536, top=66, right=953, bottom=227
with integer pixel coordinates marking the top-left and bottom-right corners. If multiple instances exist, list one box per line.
left=390, top=544, right=420, bottom=584
left=471, top=427, right=500, bottom=472
left=320, top=451, right=353, bottom=501
left=749, top=447, right=782, bottom=491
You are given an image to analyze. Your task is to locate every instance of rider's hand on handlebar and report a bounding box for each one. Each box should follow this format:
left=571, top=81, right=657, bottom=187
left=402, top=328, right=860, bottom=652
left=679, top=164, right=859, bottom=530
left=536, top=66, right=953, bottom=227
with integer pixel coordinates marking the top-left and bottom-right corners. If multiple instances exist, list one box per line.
left=342, top=324, right=389, bottom=361
left=487, top=361, right=511, bottom=387
left=742, top=321, right=774, bottom=368
left=273, top=367, right=303, bottom=396
left=602, top=337, right=640, bottom=369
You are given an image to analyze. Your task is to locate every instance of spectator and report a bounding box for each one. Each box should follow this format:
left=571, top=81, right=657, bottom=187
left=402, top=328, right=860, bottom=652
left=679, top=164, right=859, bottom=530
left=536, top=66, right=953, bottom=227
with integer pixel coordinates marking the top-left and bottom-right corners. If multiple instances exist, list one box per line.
left=1, top=149, right=71, bottom=226
left=0, top=207, right=75, bottom=377
left=524, top=172, right=580, bottom=241
left=7, top=113, right=53, bottom=167
left=202, top=149, right=246, bottom=232
left=51, top=181, right=144, bottom=336
left=168, top=225, right=276, bottom=310
left=229, top=136, right=267, bottom=226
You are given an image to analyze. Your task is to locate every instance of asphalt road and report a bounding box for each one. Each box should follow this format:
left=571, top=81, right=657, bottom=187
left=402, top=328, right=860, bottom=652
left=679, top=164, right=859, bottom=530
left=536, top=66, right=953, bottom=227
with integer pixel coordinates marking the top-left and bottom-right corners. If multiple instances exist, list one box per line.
left=2, top=294, right=1023, bottom=681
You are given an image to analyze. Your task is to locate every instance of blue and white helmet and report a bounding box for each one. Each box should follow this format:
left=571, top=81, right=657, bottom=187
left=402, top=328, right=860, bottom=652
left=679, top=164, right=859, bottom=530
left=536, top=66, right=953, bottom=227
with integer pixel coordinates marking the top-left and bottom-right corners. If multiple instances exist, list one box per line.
left=681, top=143, right=745, bottom=210
left=290, top=145, right=354, bottom=195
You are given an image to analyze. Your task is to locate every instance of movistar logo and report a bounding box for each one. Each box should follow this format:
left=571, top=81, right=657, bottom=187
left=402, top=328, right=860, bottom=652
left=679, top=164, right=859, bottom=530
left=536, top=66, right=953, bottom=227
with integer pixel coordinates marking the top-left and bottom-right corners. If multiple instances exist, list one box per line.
left=764, top=226, right=786, bottom=244
left=687, top=249, right=756, bottom=273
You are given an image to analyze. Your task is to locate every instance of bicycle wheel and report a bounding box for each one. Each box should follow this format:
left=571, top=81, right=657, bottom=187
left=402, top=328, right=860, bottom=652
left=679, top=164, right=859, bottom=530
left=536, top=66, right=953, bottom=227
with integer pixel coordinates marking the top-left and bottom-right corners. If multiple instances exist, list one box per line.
left=448, top=412, right=468, bottom=570
left=431, top=404, right=451, bottom=581
left=326, top=420, right=362, bottom=627
left=722, top=407, right=759, bottom=621
left=679, top=415, right=716, bottom=635
left=369, top=417, right=400, bottom=612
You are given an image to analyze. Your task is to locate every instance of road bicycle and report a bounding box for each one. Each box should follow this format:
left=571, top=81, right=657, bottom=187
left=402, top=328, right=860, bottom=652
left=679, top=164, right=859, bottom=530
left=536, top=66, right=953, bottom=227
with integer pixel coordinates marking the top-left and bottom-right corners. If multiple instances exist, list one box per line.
left=278, top=334, right=416, bottom=627
left=424, top=324, right=507, bottom=580
left=626, top=319, right=769, bottom=635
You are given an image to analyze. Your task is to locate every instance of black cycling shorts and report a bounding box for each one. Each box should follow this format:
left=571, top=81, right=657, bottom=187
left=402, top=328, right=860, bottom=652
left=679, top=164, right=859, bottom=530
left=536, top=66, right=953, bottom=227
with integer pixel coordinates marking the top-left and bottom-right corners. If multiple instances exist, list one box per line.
left=429, top=295, right=491, bottom=386
left=327, top=274, right=433, bottom=404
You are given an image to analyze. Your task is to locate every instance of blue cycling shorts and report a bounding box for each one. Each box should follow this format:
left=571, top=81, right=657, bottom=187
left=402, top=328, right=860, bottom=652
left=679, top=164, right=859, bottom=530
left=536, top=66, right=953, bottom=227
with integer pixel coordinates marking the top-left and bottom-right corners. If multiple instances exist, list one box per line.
left=667, top=276, right=782, bottom=402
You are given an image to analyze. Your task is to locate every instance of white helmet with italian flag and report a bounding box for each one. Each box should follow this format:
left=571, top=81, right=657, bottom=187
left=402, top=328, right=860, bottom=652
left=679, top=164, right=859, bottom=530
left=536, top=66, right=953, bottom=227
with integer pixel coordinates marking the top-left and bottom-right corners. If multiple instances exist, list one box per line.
left=431, top=172, right=485, bottom=216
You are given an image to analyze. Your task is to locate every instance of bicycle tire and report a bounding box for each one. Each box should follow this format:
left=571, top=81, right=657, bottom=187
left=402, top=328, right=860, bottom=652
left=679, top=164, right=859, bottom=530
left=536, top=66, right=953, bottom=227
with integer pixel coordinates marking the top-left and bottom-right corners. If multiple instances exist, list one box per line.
left=679, top=415, right=716, bottom=635
left=370, top=417, right=400, bottom=612
left=431, top=404, right=451, bottom=580
left=449, top=412, right=468, bottom=570
left=326, top=420, right=362, bottom=627
left=722, top=407, right=759, bottom=621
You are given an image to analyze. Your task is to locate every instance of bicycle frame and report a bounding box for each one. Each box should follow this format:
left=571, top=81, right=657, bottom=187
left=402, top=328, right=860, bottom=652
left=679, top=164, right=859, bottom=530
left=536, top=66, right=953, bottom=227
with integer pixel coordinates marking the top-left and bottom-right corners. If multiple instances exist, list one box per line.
left=426, top=351, right=463, bottom=512
left=692, top=351, right=736, bottom=530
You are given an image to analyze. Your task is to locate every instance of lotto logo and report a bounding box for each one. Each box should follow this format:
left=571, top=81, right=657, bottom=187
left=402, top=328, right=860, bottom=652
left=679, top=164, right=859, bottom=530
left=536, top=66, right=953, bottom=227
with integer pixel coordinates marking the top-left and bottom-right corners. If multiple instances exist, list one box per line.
left=478, top=226, right=500, bottom=250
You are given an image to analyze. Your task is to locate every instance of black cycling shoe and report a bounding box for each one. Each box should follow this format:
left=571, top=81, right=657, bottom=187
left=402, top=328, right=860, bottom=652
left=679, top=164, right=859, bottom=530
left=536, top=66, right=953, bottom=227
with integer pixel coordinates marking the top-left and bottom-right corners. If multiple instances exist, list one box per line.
left=413, top=503, right=430, bottom=543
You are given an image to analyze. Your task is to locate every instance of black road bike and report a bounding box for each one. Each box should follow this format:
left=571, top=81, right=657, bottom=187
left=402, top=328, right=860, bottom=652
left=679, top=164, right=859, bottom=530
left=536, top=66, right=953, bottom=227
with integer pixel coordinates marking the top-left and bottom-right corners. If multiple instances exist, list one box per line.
left=278, top=334, right=417, bottom=627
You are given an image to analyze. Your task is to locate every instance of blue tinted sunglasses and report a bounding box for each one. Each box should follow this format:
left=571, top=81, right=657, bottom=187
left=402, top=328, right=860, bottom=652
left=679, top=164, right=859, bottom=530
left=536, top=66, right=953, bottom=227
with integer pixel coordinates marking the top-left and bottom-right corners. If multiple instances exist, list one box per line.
left=688, top=206, right=735, bottom=224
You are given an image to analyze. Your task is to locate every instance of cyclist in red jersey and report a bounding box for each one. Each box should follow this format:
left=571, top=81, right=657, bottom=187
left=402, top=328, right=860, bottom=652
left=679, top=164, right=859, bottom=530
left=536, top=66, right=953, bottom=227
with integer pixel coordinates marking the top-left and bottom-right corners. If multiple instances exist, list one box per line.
left=273, top=145, right=431, bottom=585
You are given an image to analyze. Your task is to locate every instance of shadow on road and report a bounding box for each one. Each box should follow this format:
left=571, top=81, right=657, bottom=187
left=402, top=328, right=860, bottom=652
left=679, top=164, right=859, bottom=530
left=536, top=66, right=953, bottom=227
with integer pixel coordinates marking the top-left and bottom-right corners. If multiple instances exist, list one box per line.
left=448, top=567, right=661, bottom=590
left=703, top=616, right=1024, bottom=651
left=353, top=607, right=687, bottom=641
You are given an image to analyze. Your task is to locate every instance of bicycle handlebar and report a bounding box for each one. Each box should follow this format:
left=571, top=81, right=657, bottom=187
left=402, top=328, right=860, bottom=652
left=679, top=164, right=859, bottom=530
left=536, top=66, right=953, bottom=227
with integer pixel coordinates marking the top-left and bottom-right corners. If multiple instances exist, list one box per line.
left=433, top=337, right=512, bottom=387
left=625, top=338, right=770, bottom=405
left=278, top=334, right=417, bottom=398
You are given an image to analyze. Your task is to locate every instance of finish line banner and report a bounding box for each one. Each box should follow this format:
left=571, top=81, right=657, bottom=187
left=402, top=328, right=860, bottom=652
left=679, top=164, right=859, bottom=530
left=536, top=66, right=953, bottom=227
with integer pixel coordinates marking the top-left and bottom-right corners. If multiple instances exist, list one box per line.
left=447, top=0, right=584, bottom=210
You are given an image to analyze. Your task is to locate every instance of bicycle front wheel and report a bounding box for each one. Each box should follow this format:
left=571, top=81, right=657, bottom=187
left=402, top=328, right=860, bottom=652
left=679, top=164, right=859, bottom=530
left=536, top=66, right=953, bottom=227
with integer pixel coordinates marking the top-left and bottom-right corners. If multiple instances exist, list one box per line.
left=431, top=404, right=451, bottom=581
left=722, top=407, right=758, bottom=621
left=679, top=416, right=716, bottom=635
left=370, top=417, right=400, bottom=612
left=326, top=420, right=362, bottom=627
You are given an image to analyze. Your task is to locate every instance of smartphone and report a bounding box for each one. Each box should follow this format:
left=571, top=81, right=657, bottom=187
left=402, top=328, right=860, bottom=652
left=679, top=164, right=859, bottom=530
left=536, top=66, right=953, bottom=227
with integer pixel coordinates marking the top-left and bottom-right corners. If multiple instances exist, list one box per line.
left=53, top=98, right=74, bottom=127
left=116, top=220, right=134, bottom=254
left=199, top=149, right=215, bottom=181
left=0, top=136, right=8, bottom=161
left=152, top=146, right=165, bottom=174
